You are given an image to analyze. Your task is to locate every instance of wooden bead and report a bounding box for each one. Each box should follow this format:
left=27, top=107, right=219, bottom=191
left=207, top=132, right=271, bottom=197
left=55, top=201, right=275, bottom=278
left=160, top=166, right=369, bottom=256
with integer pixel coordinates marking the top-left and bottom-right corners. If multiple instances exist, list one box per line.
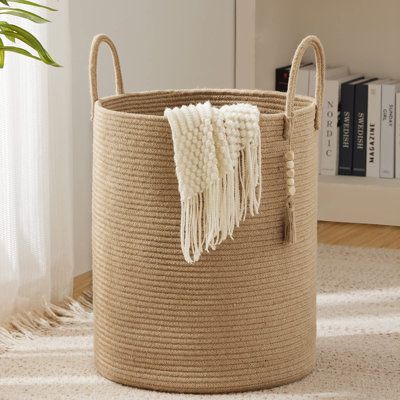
left=287, top=186, right=296, bottom=196
left=286, top=160, right=294, bottom=169
left=286, top=169, right=295, bottom=178
left=284, top=150, right=294, bottom=161
left=286, top=178, right=294, bottom=186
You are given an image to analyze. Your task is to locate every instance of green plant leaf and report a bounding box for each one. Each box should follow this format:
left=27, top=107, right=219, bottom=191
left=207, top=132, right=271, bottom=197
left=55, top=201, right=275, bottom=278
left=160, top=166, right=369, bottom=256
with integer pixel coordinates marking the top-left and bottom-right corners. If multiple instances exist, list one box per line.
left=8, top=0, right=56, bottom=11
left=0, top=22, right=60, bottom=66
left=3, top=45, right=41, bottom=61
left=0, top=0, right=9, bottom=6
left=0, top=20, right=15, bottom=41
left=4, top=33, right=16, bottom=42
left=0, top=37, right=4, bottom=68
left=0, top=7, right=50, bottom=23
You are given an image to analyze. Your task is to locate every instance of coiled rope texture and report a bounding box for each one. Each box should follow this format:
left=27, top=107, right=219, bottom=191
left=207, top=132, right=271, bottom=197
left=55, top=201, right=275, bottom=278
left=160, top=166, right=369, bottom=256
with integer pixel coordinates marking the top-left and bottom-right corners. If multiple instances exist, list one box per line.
left=90, top=35, right=325, bottom=393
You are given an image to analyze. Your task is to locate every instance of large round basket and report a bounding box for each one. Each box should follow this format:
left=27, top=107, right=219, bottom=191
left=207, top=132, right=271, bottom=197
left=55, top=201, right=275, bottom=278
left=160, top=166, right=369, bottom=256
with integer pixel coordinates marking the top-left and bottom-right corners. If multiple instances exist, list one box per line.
left=90, top=34, right=325, bottom=394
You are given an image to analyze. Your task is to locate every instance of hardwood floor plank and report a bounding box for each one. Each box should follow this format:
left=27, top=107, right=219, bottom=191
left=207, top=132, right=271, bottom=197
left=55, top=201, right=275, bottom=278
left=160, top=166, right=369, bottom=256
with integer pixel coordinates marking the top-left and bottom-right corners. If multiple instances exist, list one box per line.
left=73, top=270, right=92, bottom=298
left=317, top=222, right=400, bottom=249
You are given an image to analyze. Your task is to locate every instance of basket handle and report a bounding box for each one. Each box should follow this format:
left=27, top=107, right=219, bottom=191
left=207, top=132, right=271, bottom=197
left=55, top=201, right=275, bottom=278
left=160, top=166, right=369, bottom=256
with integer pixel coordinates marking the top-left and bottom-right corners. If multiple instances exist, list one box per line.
left=89, top=34, right=124, bottom=119
left=284, top=35, right=325, bottom=140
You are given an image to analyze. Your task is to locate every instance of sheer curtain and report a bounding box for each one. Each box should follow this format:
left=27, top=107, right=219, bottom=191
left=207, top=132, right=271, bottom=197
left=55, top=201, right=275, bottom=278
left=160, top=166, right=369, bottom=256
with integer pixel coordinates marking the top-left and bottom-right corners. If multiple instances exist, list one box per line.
left=0, top=1, right=74, bottom=323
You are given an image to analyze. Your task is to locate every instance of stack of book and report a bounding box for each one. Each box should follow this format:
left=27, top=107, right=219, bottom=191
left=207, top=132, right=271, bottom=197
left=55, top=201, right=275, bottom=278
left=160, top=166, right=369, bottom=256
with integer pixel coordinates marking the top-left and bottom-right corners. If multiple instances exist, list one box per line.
left=275, top=64, right=400, bottom=179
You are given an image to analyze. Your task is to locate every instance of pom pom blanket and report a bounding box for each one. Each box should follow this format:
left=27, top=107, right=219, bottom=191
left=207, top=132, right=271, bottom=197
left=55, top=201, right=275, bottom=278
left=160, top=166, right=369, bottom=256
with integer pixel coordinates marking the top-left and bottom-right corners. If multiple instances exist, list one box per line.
left=165, top=102, right=261, bottom=263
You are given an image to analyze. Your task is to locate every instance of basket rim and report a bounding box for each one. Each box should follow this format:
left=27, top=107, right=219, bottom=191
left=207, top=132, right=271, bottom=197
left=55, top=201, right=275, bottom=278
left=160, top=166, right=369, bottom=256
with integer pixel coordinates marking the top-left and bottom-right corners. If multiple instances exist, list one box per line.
left=94, top=88, right=316, bottom=122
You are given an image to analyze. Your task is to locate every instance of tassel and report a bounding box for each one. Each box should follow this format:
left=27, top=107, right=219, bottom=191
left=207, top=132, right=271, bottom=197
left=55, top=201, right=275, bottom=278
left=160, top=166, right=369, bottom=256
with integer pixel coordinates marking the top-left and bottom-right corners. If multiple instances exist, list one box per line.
left=284, top=197, right=297, bottom=244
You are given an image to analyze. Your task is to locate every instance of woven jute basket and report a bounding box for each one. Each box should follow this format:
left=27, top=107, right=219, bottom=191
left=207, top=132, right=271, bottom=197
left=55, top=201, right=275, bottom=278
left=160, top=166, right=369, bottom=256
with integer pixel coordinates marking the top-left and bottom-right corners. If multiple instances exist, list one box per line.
left=90, top=34, right=325, bottom=394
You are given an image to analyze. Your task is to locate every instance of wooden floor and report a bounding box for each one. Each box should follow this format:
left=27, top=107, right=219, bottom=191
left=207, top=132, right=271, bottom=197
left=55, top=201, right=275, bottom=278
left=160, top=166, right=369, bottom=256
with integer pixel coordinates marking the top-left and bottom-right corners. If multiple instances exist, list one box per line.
left=73, top=222, right=400, bottom=298
left=73, top=270, right=92, bottom=298
left=318, top=221, right=400, bottom=249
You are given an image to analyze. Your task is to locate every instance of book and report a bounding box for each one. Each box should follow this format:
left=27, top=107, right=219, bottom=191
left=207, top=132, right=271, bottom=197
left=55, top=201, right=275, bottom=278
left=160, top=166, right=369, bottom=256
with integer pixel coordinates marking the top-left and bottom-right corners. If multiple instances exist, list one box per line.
left=353, top=78, right=378, bottom=176
left=380, top=80, right=400, bottom=178
left=308, top=65, right=348, bottom=174
left=275, top=65, right=291, bottom=92
left=396, top=92, right=400, bottom=179
left=309, top=65, right=348, bottom=96
left=366, top=79, right=388, bottom=178
left=297, top=64, right=314, bottom=96
left=320, top=74, right=363, bottom=176
left=338, top=77, right=368, bottom=175
left=275, top=63, right=313, bottom=93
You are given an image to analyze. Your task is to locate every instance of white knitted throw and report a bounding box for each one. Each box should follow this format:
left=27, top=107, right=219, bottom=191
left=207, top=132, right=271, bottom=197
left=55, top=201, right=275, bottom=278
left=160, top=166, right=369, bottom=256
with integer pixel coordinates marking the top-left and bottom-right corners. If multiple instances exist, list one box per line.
left=164, top=101, right=261, bottom=263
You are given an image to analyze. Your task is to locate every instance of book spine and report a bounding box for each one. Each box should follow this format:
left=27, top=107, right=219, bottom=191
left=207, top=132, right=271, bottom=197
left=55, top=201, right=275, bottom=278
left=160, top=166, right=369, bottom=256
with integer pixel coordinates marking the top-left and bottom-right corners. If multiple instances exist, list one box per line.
left=310, top=66, right=348, bottom=96
left=396, top=92, right=400, bottom=178
left=308, top=69, right=316, bottom=96
left=320, top=80, right=339, bottom=175
left=338, top=84, right=355, bottom=175
left=380, top=85, right=396, bottom=178
left=352, top=84, right=368, bottom=176
left=310, top=67, right=322, bottom=174
left=297, top=68, right=310, bottom=96
left=275, top=66, right=290, bottom=92
left=366, top=84, right=381, bottom=177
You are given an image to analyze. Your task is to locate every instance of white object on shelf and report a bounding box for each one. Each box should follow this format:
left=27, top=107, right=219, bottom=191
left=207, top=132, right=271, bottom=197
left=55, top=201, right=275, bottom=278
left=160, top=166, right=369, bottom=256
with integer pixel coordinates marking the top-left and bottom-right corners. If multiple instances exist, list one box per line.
left=310, top=65, right=348, bottom=175
left=380, top=80, right=400, bottom=178
left=318, top=175, right=400, bottom=226
left=297, top=64, right=314, bottom=95
left=308, top=65, right=348, bottom=96
left=396, top=92, right=400, bottom=178
left=366, top=80, right=387, bottom=178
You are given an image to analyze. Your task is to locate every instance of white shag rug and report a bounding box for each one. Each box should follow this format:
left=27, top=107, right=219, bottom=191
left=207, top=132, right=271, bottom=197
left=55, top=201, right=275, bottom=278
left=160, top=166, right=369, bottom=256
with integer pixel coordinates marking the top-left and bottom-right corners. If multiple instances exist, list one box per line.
left=0, top=244, right=399, bottom=400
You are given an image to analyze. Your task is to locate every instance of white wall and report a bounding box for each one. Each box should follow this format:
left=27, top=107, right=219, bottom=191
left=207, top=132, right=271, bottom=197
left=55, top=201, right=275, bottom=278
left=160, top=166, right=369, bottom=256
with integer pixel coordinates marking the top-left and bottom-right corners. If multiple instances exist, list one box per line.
left=70, top=0, right=236, bottom=276
left=255, top=1, right=300, bottom=90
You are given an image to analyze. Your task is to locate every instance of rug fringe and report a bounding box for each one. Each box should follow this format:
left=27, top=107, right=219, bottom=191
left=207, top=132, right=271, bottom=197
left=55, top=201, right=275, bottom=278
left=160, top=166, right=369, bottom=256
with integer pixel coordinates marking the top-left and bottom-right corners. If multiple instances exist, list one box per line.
left=0, top=289, right=93, bottom=354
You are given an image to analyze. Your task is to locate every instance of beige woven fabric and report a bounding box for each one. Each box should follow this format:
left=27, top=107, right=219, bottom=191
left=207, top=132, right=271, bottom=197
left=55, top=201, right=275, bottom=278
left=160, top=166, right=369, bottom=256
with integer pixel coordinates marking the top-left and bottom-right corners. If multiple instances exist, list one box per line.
left=90, top=35, right=325, bottom=393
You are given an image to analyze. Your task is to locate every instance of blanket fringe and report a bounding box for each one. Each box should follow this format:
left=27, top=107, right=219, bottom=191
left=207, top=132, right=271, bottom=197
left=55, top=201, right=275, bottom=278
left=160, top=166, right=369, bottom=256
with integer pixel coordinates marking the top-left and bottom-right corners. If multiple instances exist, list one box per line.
left=166, top=101, right=262, bottom=264
left=0, top=289, right=93, bottom=354
left=181, top=140, right=261, bottom=263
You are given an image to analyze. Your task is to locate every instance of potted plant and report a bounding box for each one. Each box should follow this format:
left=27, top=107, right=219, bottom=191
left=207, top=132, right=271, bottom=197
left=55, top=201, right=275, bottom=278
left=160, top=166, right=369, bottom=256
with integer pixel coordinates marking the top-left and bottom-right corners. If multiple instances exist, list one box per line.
left=0, top=0, right=59, bottom=68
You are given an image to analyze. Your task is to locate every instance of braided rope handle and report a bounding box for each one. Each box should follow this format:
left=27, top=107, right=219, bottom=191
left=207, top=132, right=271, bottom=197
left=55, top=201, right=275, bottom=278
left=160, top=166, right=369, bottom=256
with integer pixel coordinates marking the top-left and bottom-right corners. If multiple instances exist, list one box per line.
left=89, top=34, right=124, bottom=119
left=284, top=35, right=326, bottom=140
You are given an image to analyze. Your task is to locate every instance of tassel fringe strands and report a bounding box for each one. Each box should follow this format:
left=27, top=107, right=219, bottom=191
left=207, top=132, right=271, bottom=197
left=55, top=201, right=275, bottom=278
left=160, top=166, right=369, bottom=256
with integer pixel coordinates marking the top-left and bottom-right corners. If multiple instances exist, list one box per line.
left=0, top=290, right=93, bottom=354
left=165, top=101, right=262, bottom=263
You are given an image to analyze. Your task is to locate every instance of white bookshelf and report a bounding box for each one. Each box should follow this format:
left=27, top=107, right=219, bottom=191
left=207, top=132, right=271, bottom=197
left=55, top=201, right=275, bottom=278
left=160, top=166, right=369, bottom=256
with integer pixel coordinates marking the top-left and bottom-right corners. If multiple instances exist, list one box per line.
left=318, top=176, right=400, bottom=226
left=236, top=0, right=400, bottom=226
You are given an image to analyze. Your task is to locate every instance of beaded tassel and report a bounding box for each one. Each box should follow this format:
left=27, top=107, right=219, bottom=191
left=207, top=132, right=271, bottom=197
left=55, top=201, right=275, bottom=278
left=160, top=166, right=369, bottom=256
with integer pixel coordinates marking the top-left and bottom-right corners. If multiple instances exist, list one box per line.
left=284, top=150, right=297, bottom=243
